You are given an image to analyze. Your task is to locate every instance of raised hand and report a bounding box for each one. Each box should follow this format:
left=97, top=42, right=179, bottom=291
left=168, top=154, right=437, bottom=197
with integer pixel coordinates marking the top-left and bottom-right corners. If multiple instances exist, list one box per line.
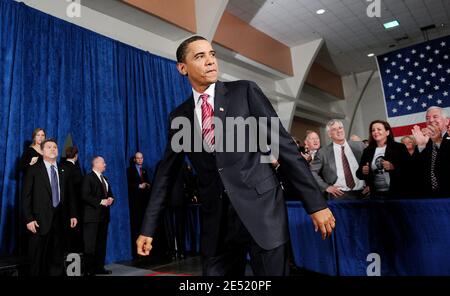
left=411, top=125, right=429, bottom=147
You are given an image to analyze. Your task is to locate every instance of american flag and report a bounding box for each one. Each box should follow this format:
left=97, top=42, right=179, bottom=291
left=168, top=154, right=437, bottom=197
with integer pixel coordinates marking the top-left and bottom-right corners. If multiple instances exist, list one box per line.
left=377, top=35, right=450, bottom=138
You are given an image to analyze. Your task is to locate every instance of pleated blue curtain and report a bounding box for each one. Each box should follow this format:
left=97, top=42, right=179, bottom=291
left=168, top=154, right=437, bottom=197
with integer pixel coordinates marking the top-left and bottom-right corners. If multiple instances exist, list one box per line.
left=0, top=0, right=191, bottom=262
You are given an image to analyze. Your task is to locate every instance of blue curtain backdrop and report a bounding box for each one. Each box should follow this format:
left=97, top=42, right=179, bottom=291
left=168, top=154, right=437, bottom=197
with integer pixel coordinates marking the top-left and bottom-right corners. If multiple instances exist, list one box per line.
left=0, top=0, right=191, bottom=263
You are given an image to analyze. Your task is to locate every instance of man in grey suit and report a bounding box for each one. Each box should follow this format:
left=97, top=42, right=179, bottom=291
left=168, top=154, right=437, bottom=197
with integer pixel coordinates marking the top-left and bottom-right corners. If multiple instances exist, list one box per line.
left=311, top=119, right=366, bottom=200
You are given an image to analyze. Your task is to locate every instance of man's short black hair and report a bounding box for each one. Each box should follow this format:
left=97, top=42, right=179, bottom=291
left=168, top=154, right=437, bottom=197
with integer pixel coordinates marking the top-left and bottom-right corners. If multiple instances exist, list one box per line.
left=65, top=146, right=79, bottom=159
left=40, top=138, right=57, bottom=150
left=176, top=35, right=207, bottom=63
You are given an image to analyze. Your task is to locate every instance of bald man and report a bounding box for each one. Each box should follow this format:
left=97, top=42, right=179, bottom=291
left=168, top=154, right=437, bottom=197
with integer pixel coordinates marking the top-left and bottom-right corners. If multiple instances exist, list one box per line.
left=81, top=156, right=114, bottom=276
left=126, top=152, right=151, bottom=259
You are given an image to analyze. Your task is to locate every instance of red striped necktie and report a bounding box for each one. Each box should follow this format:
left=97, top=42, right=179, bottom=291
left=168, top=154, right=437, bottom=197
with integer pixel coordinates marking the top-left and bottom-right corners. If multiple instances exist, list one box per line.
left=200, top=93, right=214, bottom=152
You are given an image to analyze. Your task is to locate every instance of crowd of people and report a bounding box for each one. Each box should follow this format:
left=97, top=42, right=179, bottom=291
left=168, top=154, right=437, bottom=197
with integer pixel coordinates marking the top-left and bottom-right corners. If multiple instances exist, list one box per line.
left=18, top=129, right=197, bottom=276
left=286, top=106, right=450, bottom=200
left=18, top=35, right=448, bottom=277
left=19, top=105, right=449, bottom=276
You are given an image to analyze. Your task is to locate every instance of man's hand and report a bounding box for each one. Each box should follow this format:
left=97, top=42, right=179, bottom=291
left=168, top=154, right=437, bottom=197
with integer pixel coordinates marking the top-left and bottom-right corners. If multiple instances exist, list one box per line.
left=412, top=125, right=429, bottom=148
left=362, top=162, right=370, bottom=175
left=326, top=185, right=344, bottom=198
left=107, top=197, right=114, bottom=206
left=70, top=218, right=78, bottom=228
left=26, top=220, right=39, bottom=234
left=310, top=208, right=336, bottom=240
left=100, top=199, right=109, bottom=207
left=136, top=235, right=153, bottom=256
left=362, top=186, right=370, bottom=196
left=301, top=152, right=312, bottom=163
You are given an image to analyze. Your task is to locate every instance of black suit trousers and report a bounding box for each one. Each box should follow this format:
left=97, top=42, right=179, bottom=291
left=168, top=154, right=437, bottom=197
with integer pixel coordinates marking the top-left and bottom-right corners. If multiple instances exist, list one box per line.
left=202, top=195, right=289, bottom=276
left=28, top=206, right=65, bottom=276
left=83, top=221, right=109, bottom=273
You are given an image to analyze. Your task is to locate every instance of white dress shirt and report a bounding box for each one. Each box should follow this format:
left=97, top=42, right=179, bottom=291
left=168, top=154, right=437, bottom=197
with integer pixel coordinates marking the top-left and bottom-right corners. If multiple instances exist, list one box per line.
left=333, top=141, right=364, bottom=191
left=192, top=83, right=215, bottom=128
left=43, top=160, right=60, bottom=199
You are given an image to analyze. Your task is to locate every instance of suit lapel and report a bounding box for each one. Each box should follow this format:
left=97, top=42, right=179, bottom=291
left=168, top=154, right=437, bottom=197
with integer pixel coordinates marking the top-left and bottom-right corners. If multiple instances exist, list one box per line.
left=182, top=94, right=203, bottom=153
left=214, top=81, right=229, bottom=126
left=327, top=143, right=337, bottom=174
left=58, top=166, right=65, bottom=202
left=39, top=161, right=52, bottom=195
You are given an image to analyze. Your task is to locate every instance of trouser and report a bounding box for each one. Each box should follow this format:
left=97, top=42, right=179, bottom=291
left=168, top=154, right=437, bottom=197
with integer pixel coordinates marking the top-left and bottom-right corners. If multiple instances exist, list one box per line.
left=28, top=207, right=64, bottom=276
left=83, top=220, right=109, bottom=274
left=202, top=195, right=289, bottom=276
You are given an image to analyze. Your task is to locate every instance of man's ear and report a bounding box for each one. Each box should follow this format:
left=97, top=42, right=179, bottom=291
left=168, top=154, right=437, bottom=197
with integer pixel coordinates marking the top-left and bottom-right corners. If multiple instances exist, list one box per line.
left=177, top=63, right=188, bottom=76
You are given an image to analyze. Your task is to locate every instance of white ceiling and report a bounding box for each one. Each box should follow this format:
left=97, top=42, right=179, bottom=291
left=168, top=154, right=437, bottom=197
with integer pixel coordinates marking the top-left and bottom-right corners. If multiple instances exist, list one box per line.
left=82, top=0, right=192, bottom=41
left=226, top=0, right=450, bottom=75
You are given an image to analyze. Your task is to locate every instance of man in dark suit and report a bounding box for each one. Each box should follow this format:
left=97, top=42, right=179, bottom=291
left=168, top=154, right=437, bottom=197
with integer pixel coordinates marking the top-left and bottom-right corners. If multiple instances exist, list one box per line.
left=164, top=162, right=194, bottom=260
left=126, top=152, right=151, bottom=259
left=22, top=139, right=77, bottom=276
left=412, top=106, right=450, bottom=197
left=136, top=36, right=335, bottom=276
left=60, top=146, right=83, bottom=253
left=310, top=119, right=367, bottom=200
left=81, top=156, right=114, bottom=275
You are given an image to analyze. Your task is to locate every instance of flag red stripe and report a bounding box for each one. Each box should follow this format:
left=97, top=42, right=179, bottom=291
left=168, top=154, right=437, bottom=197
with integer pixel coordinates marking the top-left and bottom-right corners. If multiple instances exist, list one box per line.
left=391, top=122, right=426, bottom=137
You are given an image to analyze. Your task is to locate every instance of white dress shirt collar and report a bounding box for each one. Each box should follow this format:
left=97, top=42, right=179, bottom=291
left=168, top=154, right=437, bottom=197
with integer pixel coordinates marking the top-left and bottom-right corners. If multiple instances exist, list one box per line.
left=192, top=83, right=215, bottom=109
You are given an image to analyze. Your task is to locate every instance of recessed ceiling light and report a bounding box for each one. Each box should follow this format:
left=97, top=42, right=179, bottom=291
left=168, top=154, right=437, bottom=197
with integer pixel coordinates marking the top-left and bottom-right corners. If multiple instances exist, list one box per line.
left=383, top=20, right=400, bottom=29
left=367, top=53, right=375, bottom=57
left=316, top=9, right=326, bottom=15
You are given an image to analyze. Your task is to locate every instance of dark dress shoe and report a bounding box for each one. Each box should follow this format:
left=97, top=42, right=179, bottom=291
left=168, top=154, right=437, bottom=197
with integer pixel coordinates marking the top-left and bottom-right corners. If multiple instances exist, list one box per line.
left=95, top=269, right=112, bottom=275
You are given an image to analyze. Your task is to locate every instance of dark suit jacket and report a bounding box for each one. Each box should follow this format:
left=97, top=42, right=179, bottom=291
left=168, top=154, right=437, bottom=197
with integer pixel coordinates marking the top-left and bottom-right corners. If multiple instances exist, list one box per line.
left=413, top=134, right=450, bottom=196
left=127, top=165, right=150, bottom=197
left=141, top=80, right=327, bottom=255
left=310, top=141, right=365, bottom=192
left=356, top=141, right=411, bottom=196
left=81, top=172, right=114, bottom=223
left=60, top=160, right=83, bottom=219
left=22, top=161, right=75, bottom=235
left=19, top=147, right=42, bottom=173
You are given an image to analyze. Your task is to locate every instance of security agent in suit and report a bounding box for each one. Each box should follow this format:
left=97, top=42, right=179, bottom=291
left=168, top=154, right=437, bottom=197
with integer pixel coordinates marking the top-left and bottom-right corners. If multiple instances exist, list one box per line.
left=412, top=106, right=450, bottom=197
left=310, top=119, right=367, bottom=200
left=22, top=139, right=77, bottom=276
left=137, top=36, right=335, bottom=276
left=126, top=152, right=151, bottom=258
left=81, top=156, right=114, bottom=275
left=60, top=146, right=84, bottom=253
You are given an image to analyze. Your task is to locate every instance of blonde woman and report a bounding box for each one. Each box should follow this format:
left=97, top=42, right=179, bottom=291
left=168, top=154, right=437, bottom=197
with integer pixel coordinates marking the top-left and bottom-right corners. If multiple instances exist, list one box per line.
left=400, top=136, right=416, bottom=156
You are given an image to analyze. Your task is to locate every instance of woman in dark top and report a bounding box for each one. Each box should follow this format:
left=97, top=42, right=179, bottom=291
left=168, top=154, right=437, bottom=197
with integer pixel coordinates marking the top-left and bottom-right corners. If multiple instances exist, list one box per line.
left=19, top=128, right=46, bottom=172
left=356, top=120, right=411, bottom=199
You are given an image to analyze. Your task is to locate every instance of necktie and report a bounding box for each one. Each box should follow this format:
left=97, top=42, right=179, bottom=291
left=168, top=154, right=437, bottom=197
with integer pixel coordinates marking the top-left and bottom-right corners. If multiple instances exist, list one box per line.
left=139, top=167, right=144, bottom=182
left=430, top=144, right=439, bottom=191
left=341, top=146, right=355, bottom=189
left=50, top=165, right=60, bottom=207
left=200, top=93, right=214, bottom=151
left=100, top=174, right=108, bottom=198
